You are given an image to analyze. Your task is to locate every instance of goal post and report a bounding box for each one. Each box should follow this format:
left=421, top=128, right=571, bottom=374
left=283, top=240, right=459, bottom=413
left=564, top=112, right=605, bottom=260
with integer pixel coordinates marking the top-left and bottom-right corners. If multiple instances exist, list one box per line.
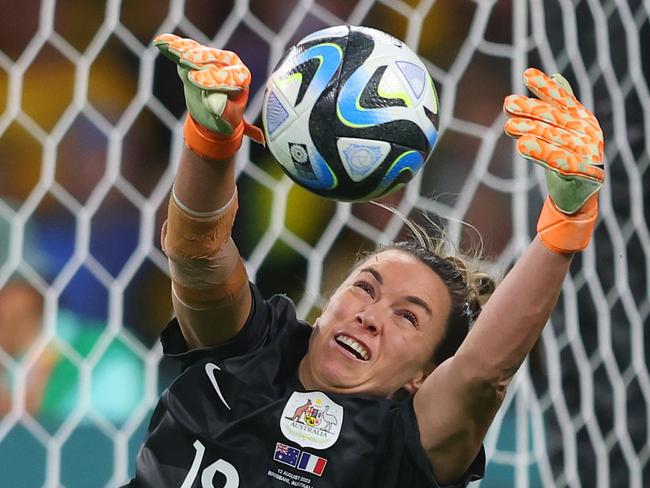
left=0, top=0, right=648, bottom=487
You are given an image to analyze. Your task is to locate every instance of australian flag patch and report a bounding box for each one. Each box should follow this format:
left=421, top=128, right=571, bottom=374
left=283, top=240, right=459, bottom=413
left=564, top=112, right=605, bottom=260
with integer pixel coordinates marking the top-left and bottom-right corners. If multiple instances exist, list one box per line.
left=273, top=442, right=301, bottom=468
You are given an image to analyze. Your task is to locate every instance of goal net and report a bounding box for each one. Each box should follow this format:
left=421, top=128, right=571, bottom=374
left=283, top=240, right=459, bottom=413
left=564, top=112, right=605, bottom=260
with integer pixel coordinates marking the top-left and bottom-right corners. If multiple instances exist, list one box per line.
left=0, top=0, right=648, bottom=486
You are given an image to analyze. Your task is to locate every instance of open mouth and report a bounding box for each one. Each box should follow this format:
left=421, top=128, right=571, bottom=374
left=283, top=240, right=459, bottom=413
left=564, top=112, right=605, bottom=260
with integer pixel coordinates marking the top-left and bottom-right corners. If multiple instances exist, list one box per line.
left=335, top=335, right=370, bottom=361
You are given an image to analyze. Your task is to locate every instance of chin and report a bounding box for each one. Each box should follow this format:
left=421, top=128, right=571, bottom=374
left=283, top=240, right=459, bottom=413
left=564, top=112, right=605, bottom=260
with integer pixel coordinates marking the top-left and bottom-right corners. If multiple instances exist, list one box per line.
left=310, top=359, right=377, bottom=395
left=316, top=361, right=363, bottom=390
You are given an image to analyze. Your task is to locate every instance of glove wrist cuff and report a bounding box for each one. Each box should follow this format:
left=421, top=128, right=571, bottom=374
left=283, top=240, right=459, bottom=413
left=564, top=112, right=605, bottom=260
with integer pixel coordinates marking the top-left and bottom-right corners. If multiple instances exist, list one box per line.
left=537, top=195, right=599, bottom=254
left=183, top=115, right=244, bottom=161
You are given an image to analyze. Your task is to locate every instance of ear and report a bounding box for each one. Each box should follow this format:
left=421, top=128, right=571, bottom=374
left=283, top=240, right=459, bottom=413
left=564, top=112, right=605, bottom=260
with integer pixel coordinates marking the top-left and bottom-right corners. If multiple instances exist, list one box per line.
left=402, top=369, right=429, bottom=394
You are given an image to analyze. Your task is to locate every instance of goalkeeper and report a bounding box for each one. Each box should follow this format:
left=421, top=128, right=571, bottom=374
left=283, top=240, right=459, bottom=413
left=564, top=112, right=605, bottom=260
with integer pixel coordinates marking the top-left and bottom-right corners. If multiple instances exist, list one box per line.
left=127, top=34, right=604, bottom=487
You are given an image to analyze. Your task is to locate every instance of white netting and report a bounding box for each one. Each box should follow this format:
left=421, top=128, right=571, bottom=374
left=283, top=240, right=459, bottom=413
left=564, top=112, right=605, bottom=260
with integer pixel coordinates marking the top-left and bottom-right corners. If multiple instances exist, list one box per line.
left=0, top=0, right=648, bottom=486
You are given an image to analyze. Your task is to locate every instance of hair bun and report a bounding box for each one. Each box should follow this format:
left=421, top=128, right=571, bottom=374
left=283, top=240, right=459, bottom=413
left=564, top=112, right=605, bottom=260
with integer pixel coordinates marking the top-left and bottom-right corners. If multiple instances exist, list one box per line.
left=466, top=272, right=496, bottom=321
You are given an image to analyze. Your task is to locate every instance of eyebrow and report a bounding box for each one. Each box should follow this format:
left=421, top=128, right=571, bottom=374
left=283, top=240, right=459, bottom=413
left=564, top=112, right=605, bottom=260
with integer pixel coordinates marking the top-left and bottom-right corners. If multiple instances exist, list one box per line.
left=360, top=267, right=433, bottom=316
left=405, top=296, right=433, bottom=317
left=360, top=267, right=383, bottom=285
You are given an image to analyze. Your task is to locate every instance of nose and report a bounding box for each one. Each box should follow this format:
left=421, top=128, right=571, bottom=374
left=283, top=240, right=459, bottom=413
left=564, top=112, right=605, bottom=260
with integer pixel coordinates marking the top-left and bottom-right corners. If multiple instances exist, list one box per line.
left=355, top=305, right=384, bottom=335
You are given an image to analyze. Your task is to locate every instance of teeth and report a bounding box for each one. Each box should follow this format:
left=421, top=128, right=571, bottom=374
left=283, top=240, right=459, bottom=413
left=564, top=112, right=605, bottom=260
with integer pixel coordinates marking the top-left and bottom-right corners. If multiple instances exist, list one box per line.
left=336, top=335, right=369, bottom=361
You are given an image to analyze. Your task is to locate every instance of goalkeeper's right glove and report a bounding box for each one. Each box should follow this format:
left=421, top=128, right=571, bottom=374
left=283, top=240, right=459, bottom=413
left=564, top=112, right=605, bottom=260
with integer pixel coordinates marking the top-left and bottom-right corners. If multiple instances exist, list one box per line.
left=503, top=68, right=605, bottom=254
left=154, top=34, right=264, bottom=161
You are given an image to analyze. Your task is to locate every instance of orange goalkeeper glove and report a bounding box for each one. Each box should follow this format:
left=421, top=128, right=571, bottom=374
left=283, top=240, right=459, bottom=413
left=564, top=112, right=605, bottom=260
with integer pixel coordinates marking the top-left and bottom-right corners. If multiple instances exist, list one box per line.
left=154, top=33, right=264, bottom=161
left=504, top=68, right=605, bottom=254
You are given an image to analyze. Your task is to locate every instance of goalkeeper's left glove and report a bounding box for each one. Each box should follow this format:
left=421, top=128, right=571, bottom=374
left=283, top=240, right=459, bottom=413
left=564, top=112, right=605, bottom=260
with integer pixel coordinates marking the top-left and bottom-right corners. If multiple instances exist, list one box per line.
left=503, top=68, right=605, bottom=254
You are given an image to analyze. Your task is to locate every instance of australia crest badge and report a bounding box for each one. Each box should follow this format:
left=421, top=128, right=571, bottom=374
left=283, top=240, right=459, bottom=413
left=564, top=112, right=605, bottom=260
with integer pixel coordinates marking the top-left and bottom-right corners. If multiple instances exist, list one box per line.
left=280, top=391, right=343, bottom=450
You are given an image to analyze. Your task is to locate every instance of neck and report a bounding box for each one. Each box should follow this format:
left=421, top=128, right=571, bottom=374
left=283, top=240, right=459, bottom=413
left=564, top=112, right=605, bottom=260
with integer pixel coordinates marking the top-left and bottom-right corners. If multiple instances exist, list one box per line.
left=297, top=356, right=318, bottom=391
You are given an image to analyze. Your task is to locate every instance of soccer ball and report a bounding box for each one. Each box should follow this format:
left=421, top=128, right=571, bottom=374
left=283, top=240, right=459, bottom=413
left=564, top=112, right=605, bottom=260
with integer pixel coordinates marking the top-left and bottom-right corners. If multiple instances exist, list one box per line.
left=262, top=25, right=440, bottom=201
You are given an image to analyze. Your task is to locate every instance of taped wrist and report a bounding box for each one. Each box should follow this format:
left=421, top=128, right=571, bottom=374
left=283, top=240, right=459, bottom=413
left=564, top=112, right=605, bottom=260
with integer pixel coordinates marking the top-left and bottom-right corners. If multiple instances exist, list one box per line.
left=184, top=114, right=244, bottom=161
left=161, top=189, right=247, bottom=309
left=537, top=195, right=599, bottom=254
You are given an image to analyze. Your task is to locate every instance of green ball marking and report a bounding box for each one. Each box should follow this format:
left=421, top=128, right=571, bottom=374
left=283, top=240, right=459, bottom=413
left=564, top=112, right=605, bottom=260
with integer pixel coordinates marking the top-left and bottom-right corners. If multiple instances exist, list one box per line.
left=327, top=164, right=339, bottom=190
left=427, top=75, right=439, bottom=115
left=277, top=70, right=305, bottom=91
left=377, top=83, right=412, bottom=108
left=362, top=150, right=417, bottom=200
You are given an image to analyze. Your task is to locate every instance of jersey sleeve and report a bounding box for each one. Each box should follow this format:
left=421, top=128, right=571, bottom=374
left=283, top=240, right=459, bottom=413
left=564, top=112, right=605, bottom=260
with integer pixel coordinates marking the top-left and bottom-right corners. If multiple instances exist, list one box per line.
left=159, top=282, right=306, bottom=369
left=375, top=397, right=485, bottom=488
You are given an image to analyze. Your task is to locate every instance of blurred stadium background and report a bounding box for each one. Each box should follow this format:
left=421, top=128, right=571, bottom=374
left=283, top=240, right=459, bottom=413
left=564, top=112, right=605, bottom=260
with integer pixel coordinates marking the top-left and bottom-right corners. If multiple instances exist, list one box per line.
left=0, top=0, right=648, bottom=486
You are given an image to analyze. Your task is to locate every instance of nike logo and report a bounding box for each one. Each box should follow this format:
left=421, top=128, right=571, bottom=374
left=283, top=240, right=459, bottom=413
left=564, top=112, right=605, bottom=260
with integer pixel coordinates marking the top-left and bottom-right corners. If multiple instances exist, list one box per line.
left=205, top=363, right=231, bottom=411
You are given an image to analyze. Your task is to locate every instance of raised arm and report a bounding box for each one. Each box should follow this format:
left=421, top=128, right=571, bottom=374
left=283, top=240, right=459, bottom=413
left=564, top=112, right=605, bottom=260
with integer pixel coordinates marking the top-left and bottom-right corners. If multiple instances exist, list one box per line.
left=414, top=68, right=605, bottom=483
left=154, top=35, right=264, bottom=349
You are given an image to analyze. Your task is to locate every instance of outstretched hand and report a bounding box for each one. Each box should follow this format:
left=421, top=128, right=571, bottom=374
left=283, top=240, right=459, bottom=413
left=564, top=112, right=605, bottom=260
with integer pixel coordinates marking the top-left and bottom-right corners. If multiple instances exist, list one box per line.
left=503, top=68, right=605, bottom=253
left=504, top=68, right=604, bottom=215
left=154, top=33, right=264, bottom=144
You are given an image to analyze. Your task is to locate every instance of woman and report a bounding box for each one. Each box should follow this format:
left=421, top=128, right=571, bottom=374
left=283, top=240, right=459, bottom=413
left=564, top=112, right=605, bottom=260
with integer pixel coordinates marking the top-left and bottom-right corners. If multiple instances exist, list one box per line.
left=127, top=34, right=604, bottom=487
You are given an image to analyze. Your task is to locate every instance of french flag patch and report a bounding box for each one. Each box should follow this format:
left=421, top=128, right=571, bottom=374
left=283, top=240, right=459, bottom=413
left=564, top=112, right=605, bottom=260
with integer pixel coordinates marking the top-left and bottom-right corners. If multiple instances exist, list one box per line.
left=297, top=451, right=327, bottom=476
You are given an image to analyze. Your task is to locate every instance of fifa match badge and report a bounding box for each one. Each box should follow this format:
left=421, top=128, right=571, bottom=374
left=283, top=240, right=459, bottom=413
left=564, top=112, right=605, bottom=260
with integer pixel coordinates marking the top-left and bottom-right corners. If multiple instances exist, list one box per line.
left=281, top=392, right=343, bottom=449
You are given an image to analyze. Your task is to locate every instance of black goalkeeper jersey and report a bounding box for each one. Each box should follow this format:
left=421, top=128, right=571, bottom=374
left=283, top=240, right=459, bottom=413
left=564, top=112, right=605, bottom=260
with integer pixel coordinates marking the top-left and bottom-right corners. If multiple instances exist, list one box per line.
left=127, top=284, right=485, bottom=488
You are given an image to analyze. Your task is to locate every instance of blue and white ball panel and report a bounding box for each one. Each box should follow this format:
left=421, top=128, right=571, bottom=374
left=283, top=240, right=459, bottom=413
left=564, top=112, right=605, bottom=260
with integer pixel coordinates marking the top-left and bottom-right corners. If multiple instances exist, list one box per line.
left=263, top=85, right=296, bottom=140
left=337, top=61, right=417, bottom=127
left=264, top=90, right=290, bottom=135
left=336, top=137, right=391, bottom=182
left=366, top=149, right=425, bottom=199
left=336, top=34, right=431, bottom=131
left=395, top=61, right=425, bottom=99
left=272, top=43, right=343, bottom=111
left=376, top=62, right=415, bottom=106
left=306, top=149, right=337, bottom=190
left=263, top=41, right=343, bottom=141
left=272, top=73, right=303, bottom=110
left=267, top=110, right=337, bottom=191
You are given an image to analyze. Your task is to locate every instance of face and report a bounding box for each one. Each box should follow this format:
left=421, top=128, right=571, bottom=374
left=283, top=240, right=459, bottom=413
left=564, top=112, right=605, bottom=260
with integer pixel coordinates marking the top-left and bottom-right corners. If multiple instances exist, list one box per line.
left=299, top=249, right=452, bottom=397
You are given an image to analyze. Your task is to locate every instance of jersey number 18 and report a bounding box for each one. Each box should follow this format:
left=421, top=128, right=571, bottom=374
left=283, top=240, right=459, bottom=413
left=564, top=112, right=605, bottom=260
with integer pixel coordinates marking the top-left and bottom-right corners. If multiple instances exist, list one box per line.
left=180, top=439, right=240, bottom=488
